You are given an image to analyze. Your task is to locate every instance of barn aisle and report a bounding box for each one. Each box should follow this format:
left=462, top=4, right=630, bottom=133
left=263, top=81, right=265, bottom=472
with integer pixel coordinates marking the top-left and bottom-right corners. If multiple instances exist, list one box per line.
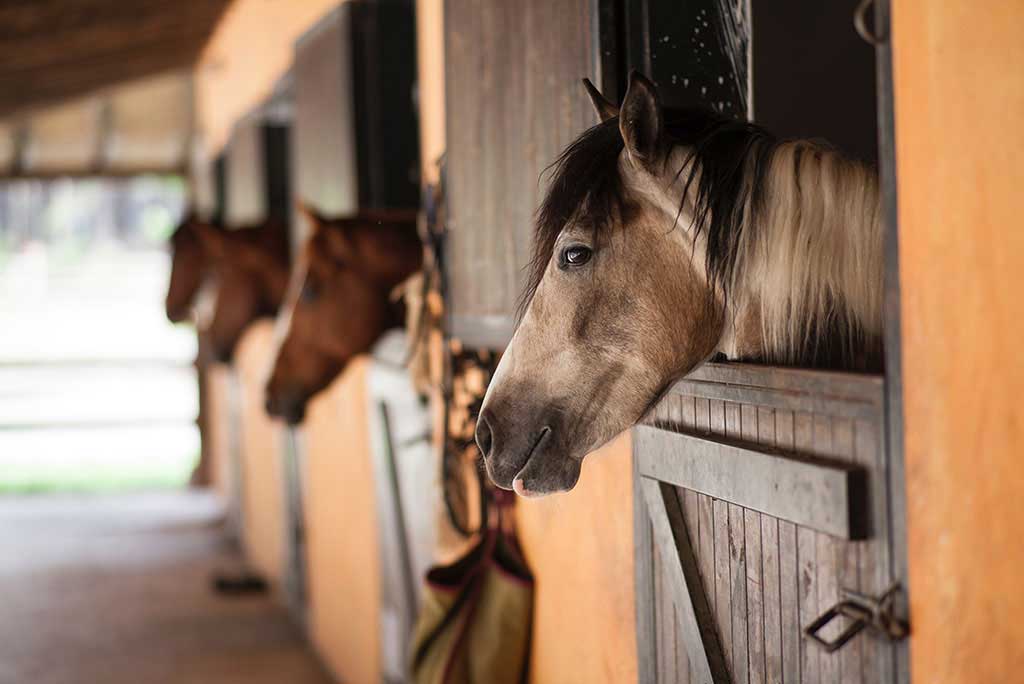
left=0, top=491, right=332, bottom=684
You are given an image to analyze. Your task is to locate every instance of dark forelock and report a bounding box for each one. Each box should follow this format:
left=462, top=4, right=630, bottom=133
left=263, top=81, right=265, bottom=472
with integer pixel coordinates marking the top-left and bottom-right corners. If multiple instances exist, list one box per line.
left=520, top=107, right=779, bottom=320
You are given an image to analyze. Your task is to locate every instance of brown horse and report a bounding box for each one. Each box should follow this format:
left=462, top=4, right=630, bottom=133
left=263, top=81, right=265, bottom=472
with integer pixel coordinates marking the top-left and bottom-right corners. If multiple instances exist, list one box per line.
left=196, top=219, right=292, bottom=362
left=165, top=213, right=215, bottom=323
left=265, top=208, right=422, bottom=424
left=477, top=72, right=882, bottom=497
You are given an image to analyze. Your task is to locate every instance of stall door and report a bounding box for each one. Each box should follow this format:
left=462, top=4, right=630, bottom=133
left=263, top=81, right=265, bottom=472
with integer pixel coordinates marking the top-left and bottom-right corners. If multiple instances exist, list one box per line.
left=629, top=0, right=907, bottom=682
left=634, top=365, right=906, bottom=683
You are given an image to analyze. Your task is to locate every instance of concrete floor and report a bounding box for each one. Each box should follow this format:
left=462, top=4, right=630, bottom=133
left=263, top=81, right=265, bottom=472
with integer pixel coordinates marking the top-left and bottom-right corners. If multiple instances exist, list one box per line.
left=0, top=490, right=334, bottom=684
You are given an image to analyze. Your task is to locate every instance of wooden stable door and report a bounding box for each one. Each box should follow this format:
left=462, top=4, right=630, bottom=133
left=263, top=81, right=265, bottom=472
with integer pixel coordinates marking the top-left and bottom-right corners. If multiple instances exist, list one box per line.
left=628, top=0, right=907, bottom=682
left=634, top=366, right=906, bottom=683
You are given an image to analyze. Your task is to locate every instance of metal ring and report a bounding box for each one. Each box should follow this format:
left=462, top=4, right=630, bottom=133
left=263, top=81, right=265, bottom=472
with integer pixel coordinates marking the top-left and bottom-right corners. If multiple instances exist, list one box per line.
left=854, top=0, right=886, bottom=46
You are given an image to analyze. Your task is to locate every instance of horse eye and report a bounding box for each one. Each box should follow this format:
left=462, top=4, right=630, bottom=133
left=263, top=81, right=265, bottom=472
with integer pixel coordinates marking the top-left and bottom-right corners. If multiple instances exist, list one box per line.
left=560, top=245, right=593, bottom=268
left=300, top=279, right=319, bottom=303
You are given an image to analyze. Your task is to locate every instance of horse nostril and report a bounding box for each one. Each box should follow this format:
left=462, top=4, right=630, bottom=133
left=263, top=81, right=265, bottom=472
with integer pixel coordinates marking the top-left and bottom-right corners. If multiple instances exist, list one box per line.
left=475, top=412, right=493, bottom=459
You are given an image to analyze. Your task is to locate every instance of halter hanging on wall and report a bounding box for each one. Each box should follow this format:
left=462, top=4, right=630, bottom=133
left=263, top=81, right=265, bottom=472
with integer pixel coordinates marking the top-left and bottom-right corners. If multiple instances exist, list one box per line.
left=416, top=154, right=499, bottom=538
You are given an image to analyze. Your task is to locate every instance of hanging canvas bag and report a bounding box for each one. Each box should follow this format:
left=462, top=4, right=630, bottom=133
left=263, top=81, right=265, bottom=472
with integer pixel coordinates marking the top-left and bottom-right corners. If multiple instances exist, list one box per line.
left=410, top=493, right=533, bottom=684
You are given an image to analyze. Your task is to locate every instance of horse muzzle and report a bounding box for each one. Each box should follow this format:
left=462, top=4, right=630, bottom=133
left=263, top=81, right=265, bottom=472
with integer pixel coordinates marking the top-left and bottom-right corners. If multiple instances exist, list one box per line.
left=264, top=388, right=307, bottom=425
left=476, top=406, right=580, bottom=496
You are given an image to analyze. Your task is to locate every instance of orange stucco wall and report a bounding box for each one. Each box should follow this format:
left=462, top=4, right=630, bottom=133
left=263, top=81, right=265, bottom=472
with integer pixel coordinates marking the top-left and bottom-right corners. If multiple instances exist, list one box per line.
left=195, top=0, right=344, bottom=152
left=416, top=0, right=446, bottom=185
left=204, top=326, right=381, bottom=682
left=234, top=322, right=288, bottom=587
left=893, top=2, right=1024, bottom=681
left=302, top=357, right=380, bottom=684
left=516, top=433, right=637, bottom=684
left=205, top=362, right=236, bottom=503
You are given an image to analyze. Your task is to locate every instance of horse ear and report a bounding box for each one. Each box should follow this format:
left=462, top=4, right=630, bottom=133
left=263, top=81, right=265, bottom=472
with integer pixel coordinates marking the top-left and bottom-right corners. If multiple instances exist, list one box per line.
left=320, top=221, right=356, bottom=263
left=295, top=201, right=325, bottom=230
left=582, top=78, right=617, bottom=122
left=619, top=70, right=665, bottom=171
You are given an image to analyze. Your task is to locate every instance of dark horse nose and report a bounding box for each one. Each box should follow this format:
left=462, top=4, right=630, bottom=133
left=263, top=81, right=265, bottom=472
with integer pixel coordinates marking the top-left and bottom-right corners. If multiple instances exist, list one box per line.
left=475, top=412, right=493, bottom=461
left=475, top=407, right=524, bottom=490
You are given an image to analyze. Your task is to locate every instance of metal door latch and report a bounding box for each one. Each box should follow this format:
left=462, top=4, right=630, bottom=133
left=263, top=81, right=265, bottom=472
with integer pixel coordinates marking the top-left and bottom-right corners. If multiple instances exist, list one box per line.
left=804, top=583, right=909, bottom=652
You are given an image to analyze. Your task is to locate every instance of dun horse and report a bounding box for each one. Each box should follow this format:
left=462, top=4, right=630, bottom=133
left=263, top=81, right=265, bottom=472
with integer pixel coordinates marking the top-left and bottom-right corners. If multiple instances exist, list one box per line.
left=477, top=71, right=882, bottom=497
left=196, top=219, right=292, bottom=362
left=165, top=213, right=215, bottom=323
left=265, top=208, right=421, bottom=424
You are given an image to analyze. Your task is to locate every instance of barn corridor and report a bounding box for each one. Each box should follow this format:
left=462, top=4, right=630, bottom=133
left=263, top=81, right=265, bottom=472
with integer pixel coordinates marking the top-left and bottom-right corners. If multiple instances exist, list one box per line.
left=0, top=491, right=332, bottom=684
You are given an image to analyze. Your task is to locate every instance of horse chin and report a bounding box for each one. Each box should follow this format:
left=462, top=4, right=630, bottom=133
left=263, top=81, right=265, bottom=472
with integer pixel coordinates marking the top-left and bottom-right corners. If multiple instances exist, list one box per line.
left=486, top=426, right=584, bottom=498
left=511, top=453, right=582, bottom=498
left=212, top=342, right=235, bottom=364
left=264, top=391, right=308, bottom=425
left=282, top=406, right=306, bottom=426
left=165, top=305, right=189, bottom=324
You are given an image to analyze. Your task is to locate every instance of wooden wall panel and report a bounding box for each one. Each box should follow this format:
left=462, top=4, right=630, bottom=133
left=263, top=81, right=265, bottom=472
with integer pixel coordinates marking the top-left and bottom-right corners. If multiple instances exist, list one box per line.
left=892, top=2, right=1024, bottom=682
left=303, top=358, right=380, bottom=684
left=444, top=0, right=597, bottom=326
left=234, top=322, right=288, bottom=587
left=225, top=114, right=267, bottom=227
left=516, top=433, right=637, bottom=684
left=292, top=6, right=359, bottom=216
left=293, top=1, right=419, bottom=215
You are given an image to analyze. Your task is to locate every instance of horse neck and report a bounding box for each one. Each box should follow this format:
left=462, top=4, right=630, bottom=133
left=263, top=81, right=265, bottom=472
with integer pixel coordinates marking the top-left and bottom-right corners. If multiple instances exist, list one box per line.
left=252, top=222, right=292, bottom=311
left=726, top=141, right=884, bottom=365
left=360, top=222, right=423, bottom=286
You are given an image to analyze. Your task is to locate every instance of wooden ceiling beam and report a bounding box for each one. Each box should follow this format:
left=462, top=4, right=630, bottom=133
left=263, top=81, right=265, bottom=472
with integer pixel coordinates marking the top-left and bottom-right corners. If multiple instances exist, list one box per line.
left=0, top=0, right=232, bottom=118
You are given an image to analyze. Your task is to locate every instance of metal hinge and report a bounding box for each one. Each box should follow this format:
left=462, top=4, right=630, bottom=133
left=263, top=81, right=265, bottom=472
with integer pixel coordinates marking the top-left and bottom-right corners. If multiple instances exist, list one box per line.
left=804, top=583, right=909, bottom=653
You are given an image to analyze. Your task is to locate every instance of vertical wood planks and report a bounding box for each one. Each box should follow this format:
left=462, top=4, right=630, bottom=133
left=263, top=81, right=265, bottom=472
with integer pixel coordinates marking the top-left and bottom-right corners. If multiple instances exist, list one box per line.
left=707, top=399, right=730, bottom=681
left=774, top=409, right=802, bottom=684
left=640, top=366, right=890, bottom=684
left=675, top=398, right=695, bottom=683
left=814, top=414, right=840, bottom=684
left=742, top=404, right=766, bottom=684
left=855, top=417, right=883, bottom=682
left=445, top=0, right=595, bottom=322
left=835, top=416, right=863, bottom=684
left=794, top=411, right=819, bottom=684
left=757, top=407, right=783, bottom=684
left=725, top=403, right=748, bottom=683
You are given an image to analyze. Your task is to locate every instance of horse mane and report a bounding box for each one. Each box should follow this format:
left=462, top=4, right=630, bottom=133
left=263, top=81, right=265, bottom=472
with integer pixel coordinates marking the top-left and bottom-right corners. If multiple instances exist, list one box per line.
left=526, top=108, right=882, bottom=366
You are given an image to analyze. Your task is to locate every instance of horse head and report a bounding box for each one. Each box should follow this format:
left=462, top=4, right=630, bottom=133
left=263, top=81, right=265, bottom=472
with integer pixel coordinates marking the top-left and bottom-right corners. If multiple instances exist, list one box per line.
left=165, top=212, right=211, bottom=324
left=476, top=71, right=882, bottom=497
left=198, top=219, right=291, bottom=363
left=265, top=207, right=422, bottom=424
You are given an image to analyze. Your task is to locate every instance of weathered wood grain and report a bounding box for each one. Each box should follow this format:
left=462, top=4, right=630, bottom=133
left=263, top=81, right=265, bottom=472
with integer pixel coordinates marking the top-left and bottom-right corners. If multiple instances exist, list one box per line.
left=794, top=412, right=819, bottom=684
left=635, top=427, right=863, bottom=538
left=642, top=478, right=730, bottom=684
left=641, top=364, right=893, bottom=683
left=445, top=0, right=596, bottom=325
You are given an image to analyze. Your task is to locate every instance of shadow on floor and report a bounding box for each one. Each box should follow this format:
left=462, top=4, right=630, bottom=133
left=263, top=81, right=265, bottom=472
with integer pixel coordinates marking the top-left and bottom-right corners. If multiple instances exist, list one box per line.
left=0, top=490, right=333, bottom=684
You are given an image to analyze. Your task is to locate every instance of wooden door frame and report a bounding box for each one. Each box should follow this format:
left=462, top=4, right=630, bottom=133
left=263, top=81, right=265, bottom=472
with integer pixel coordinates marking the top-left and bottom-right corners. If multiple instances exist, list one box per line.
left=874, top=0, right=910, bottom=679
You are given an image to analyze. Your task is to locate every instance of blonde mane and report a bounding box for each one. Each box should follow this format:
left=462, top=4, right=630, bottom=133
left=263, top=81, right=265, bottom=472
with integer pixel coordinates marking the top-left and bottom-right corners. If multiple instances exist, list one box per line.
left=730, top=140, right=883, bottom=364
left=530, top=111, right=884, bottom=368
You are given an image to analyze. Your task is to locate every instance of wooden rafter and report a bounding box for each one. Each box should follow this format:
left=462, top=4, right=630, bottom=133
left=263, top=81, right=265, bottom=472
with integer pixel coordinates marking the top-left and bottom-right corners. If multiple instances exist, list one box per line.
left=0, top=0, right=232, bottom=118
